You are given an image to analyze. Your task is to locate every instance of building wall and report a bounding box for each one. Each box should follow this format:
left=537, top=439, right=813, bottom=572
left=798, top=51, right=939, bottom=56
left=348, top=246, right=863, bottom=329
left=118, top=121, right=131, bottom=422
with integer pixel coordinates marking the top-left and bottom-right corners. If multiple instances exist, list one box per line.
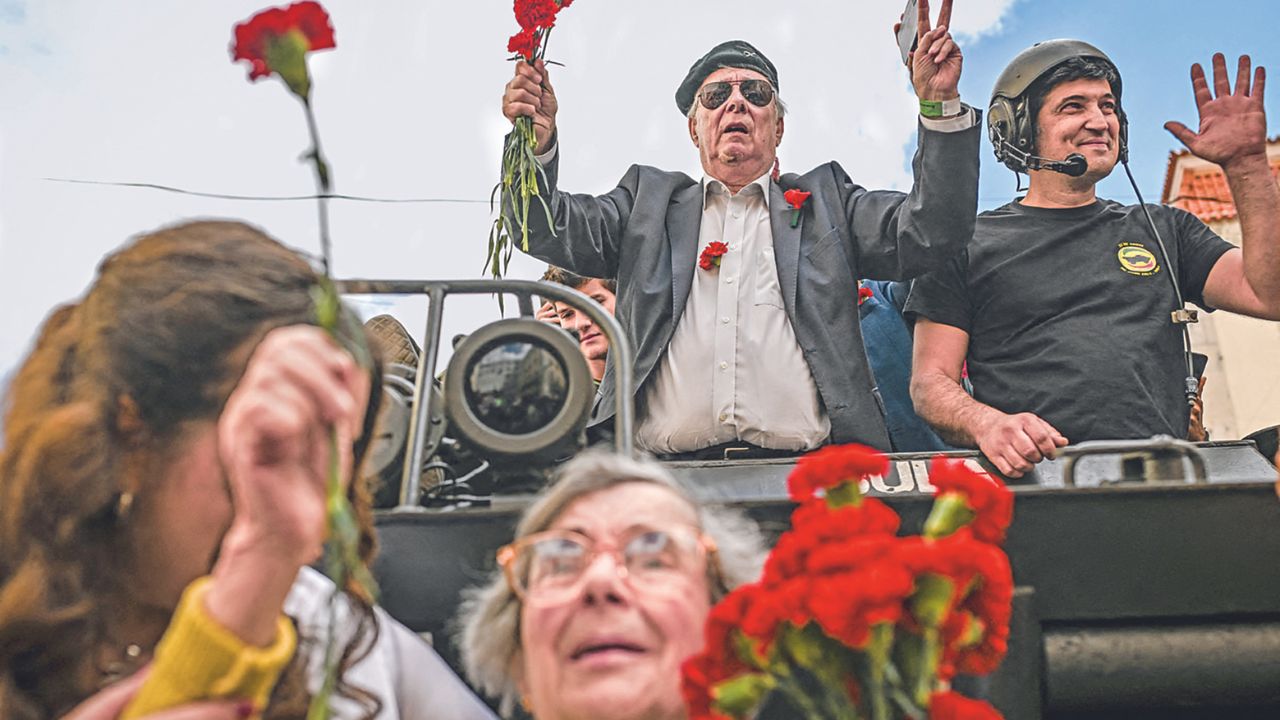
left=1190, top=219, right=1280, bottom=440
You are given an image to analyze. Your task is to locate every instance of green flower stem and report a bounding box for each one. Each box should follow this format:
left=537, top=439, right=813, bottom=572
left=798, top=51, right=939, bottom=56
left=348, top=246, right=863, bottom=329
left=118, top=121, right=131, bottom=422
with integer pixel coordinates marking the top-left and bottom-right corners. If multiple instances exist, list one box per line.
left=914, top=627, right=942, bottom=708
left=772, top=663, right=835, bottom=720
left=297, top=80, right=374, bottom=720
left=866, top=623, right=893, bottom=720
left=300, top=96, right=333, bottom=275
left=487, top=27, right=558, bottom=287
left=775, top=627, right=861, bottom=720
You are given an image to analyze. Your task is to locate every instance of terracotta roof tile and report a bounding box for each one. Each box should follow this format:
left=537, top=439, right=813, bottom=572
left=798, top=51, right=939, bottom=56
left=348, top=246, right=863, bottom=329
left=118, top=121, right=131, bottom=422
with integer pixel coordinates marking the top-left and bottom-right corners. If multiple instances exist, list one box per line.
left=1164, top=140, right=1280, bottom=223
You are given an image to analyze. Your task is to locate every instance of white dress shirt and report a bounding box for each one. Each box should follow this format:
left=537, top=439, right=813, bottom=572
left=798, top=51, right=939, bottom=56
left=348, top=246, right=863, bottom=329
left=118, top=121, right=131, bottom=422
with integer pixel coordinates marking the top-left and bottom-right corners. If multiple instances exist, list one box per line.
left=636, top=174, right=830, bottom=454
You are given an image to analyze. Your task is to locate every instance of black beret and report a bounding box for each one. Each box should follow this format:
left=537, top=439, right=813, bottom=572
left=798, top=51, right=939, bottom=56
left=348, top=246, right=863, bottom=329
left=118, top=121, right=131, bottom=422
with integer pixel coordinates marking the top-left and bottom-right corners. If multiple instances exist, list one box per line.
left=675, top=40, right=779, bottom=116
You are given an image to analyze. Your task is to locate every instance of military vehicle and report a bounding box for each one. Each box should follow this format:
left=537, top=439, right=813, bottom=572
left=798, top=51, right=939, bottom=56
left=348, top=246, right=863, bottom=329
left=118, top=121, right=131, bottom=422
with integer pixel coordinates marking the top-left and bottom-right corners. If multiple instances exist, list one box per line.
left=341, top=278, right=1280, bottom=720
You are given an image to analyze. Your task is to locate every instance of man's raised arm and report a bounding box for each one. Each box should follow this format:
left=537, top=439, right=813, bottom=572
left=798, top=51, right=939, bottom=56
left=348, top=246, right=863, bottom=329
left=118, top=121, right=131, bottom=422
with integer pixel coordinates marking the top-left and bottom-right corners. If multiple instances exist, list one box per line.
left=1170, top=54, right=1280, bottom=319
left=499, top=58, right=635, bottom=279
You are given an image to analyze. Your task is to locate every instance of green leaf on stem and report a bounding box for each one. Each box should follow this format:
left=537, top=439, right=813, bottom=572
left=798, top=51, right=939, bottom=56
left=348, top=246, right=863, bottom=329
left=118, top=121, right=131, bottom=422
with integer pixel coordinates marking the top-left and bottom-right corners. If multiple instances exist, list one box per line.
left=826, top=479, right=864, bottom=509
left=923, top=493, right=975, bottom=540
left=712, top=673, right=776, bottom=718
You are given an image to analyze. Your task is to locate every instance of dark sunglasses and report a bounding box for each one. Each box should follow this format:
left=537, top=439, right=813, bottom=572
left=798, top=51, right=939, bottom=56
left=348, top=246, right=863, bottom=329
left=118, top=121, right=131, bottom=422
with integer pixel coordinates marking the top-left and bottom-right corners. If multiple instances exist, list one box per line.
left=698, top=79, right=775, bottom=110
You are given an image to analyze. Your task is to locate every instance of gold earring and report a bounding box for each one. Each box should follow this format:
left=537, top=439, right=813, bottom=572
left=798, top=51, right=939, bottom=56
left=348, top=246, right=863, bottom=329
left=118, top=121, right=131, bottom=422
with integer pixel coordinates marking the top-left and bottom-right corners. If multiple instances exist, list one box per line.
left=115, top=491, right=135, bottom=521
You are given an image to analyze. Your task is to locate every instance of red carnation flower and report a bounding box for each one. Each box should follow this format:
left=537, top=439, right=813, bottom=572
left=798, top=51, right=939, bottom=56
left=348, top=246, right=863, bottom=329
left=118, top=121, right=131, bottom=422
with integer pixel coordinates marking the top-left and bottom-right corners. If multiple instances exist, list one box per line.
left=699, top=241, right=729, bottom=271
left=898, top=531, right=1014, bottom=678
left=786, top=443, right=888, bottom=502
left=858, top=284, right=874, bottom=305
left=928, top=457, right=1014, bottom=544
left=805, top=541, right=914, bottom=647
left=681, top=654, right=734, bottom=720
left=783, top=188, right=811, bottom=228
left=682, top=584, right=765, bottom=719
left=514, top=0, right=559, bottom=30
left=928, top=691, right=1003, bottom=719
left=231, top=1, right=335, bottom=87
left=507, top=28, right=538, bottom=60
left=783, top=188, right=811, bottom=208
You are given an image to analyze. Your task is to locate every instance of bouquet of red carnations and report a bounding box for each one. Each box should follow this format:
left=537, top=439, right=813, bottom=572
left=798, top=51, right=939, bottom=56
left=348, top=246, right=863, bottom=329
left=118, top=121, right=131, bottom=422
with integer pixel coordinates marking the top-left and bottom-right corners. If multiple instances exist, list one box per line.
left=488, top=0, right=576, bottom=280
left=682, top=445, right=1014, bottom=720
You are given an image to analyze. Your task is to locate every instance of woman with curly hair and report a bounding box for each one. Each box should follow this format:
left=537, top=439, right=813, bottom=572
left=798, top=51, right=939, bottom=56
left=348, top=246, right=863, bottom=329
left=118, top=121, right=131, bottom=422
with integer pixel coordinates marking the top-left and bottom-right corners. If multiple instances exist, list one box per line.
left=0, top=220, right=495, bottom=720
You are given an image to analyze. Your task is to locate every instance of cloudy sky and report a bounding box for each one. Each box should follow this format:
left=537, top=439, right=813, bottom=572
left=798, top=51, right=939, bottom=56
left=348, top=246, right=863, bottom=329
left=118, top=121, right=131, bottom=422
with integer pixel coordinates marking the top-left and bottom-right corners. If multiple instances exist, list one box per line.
left=1, top=0, right=1277, bottom=392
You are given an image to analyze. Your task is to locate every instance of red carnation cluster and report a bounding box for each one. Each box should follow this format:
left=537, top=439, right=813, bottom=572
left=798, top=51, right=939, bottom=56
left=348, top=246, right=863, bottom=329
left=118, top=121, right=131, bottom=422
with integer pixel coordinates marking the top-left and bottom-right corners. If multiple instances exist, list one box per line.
left=515, top=0, right=559, bottom=31
left=699, top=241, right=729, bottom=271
left=897, top=530, right=1014, bottom=678
left=231, top=1, right=335, bottom=82
left=682, top=444, right=1015, bottom=719
left=787, top=442, right=888, bottom=502
left=507, top=29, right=538, bottom=60
left=506, top=0, right=573, bottom=61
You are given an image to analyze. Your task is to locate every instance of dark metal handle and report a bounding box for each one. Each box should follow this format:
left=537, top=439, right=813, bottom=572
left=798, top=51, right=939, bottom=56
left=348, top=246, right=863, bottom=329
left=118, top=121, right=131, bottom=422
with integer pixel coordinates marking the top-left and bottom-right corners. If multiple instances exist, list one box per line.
left=1057, top=435, right=1208, bottom=487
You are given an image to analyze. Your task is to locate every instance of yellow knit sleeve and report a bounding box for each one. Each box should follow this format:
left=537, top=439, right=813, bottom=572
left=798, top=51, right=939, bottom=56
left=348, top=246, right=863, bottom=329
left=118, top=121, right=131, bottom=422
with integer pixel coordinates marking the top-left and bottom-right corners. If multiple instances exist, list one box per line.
left=120, top=575, right=297, bottom=718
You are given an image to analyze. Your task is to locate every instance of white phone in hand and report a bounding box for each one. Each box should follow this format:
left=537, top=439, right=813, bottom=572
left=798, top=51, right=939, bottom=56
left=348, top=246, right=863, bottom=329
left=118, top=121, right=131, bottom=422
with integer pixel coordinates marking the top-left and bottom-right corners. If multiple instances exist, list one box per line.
left=897, top=0, right=919, bottom=66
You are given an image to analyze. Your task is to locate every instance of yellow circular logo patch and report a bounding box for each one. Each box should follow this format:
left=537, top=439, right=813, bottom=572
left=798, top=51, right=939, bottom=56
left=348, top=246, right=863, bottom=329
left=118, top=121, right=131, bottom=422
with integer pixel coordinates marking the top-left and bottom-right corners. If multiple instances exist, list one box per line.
left=1117, top=243, right=1160, bottom=276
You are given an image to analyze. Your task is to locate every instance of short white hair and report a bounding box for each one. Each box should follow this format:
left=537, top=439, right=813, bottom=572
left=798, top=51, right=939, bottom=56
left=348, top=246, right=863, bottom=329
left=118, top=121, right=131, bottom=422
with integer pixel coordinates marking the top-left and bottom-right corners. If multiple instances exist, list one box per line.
left=455, top=450, right=767, bottom=716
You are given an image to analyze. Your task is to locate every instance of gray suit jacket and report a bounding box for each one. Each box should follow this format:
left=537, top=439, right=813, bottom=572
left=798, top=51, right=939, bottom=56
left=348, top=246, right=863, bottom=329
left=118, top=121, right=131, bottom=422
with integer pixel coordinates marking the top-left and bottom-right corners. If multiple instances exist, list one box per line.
left=512, top=120, right=980, bottom=449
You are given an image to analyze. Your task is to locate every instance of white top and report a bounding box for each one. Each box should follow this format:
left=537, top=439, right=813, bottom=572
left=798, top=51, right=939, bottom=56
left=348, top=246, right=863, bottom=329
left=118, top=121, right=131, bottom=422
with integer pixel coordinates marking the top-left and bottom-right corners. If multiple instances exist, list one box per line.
left=637, top=173, right=829, bottom=453
left=286, top=567, right=497, bottom=720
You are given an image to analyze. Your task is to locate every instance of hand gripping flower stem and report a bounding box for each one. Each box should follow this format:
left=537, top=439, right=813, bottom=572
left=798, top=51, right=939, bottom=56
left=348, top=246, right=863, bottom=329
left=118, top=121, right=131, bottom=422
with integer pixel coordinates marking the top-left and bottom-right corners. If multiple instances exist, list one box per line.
left=490, top=0, right=578, bottom=285
left=279, top=35, right=377, bottom=720
left=231, top=4, right=375, bottom=718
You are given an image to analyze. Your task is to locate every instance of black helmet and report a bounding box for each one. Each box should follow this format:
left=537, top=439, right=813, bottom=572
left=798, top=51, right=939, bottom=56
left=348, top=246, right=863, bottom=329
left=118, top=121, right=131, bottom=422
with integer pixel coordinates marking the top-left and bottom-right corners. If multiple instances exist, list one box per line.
left=988, top=39, right=1128, bottom=173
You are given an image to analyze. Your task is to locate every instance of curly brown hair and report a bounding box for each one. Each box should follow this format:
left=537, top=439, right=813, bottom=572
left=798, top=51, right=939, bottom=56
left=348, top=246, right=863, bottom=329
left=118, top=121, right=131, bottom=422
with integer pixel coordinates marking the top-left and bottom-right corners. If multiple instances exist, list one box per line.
left=0, top=220, right=384, bottom=718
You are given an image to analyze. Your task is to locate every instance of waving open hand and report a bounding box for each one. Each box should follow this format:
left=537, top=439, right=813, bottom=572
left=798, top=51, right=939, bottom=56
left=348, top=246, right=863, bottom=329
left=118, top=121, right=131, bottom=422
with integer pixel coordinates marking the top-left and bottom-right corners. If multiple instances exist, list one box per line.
left=1165, top=53, right=1267, bottom=171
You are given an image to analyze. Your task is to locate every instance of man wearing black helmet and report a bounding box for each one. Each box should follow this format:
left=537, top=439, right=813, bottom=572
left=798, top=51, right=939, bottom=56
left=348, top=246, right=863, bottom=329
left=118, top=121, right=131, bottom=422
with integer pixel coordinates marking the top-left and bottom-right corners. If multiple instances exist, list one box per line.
left=906, top=40, right=1280, bottom=478
left=501, top=0, right=982, bottom=457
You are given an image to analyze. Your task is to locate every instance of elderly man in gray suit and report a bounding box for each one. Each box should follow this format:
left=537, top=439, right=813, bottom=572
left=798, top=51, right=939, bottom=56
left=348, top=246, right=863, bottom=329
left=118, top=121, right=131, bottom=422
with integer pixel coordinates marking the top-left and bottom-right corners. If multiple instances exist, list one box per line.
left=501, top=0, right=979, bottom=459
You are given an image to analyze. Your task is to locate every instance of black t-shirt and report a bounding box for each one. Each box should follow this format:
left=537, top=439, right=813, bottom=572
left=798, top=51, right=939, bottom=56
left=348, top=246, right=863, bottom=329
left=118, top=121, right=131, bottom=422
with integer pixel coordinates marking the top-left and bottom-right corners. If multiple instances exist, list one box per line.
left=904, top=199, right=1233, bottom=443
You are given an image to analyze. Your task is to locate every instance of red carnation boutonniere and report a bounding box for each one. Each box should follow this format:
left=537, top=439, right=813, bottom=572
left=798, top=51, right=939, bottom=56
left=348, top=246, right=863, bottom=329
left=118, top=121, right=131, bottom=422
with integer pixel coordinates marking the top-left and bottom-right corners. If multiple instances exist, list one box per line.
left=783, top=188, right=811, bottom=228
left=699, top=241, right=729, bottom=271
left=858, top=284, right=874, bottom=306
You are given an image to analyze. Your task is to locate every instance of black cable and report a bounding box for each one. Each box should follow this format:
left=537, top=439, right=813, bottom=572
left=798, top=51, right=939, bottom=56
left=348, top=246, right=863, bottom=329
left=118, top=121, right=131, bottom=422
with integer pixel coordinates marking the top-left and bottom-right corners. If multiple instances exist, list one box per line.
left=41, top=177, right=489, bottom=204
left=1122, top=159, right=1199, bottom=408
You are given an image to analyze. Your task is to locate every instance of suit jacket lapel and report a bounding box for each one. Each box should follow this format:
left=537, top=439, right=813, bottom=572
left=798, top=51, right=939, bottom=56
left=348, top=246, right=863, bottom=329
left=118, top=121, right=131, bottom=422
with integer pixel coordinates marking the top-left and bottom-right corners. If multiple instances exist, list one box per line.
left=668, top=183, right=703, bottom=320
left=770, top=180, right=802, bottom=318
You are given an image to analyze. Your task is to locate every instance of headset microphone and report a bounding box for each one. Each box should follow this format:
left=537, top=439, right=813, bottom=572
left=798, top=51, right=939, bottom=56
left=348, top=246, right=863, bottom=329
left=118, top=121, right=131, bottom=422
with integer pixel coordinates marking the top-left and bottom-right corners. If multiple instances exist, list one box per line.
left=999, top=139, right=1089, bottom=178
left=1027, top=152, right=1087, bottom=178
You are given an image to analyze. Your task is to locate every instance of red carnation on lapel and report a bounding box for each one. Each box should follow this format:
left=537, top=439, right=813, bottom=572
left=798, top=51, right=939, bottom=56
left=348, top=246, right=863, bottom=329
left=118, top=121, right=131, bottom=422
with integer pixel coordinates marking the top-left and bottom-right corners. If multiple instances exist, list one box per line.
left=699, top=241, right=729, bottom=271
left=784, top=188, right=811, bottom=228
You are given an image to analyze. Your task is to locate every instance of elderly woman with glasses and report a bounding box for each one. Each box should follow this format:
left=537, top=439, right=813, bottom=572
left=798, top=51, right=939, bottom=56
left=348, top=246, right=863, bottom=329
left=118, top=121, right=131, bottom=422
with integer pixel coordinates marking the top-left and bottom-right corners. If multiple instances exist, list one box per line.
left=457, top=452, right=768, bottom=719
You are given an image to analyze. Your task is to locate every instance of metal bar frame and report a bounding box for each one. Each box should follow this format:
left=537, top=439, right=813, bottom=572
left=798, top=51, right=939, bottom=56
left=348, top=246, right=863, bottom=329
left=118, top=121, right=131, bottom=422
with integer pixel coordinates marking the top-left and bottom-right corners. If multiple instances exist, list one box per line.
left=336, top=278, right=636, bottom=508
